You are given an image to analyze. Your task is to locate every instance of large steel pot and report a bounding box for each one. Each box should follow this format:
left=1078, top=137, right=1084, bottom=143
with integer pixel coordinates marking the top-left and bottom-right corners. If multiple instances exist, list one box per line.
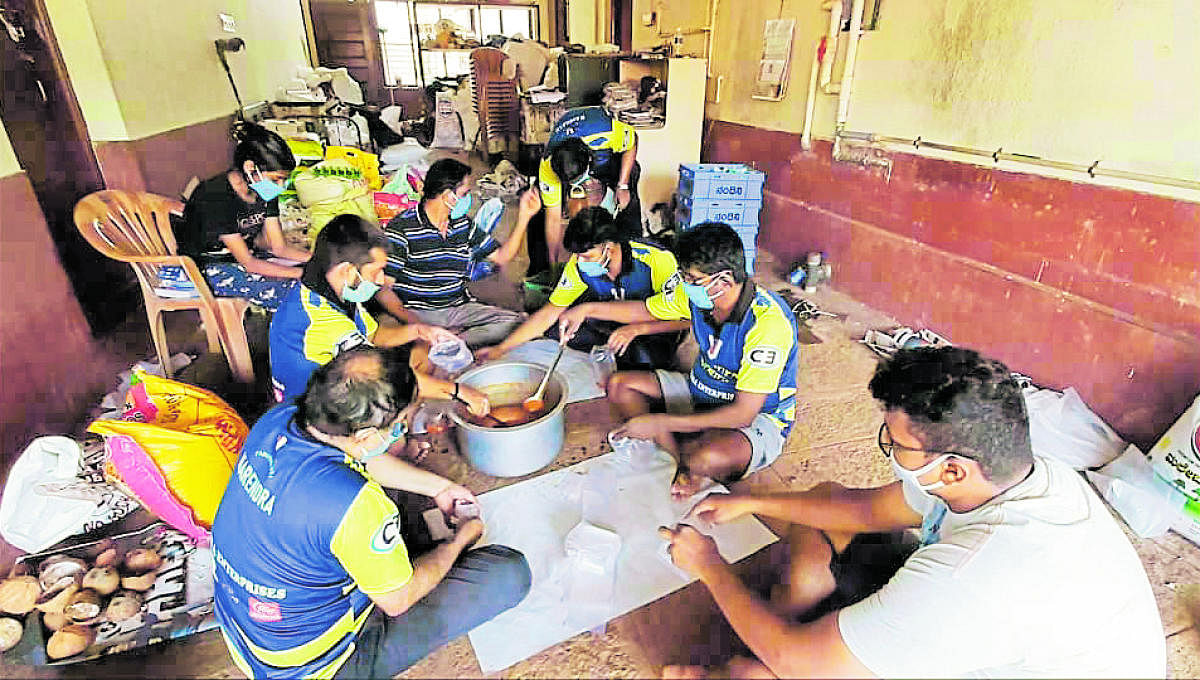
left=449, top=361, right=568, bottom=477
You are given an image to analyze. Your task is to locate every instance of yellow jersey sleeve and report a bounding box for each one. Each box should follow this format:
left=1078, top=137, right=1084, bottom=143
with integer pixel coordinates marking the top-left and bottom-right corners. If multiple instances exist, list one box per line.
left=548, top=257, right=589, bottom=307
left=330, top=482, right=413, bottom=595
left=538, top=158, right=563, bottom=209
left=646, top=248, right=680, bottom=293
left=302, top=300, right=373, bottom=365
left=609, top=119, right=637, bottom=153
left=645, top=282, right=692, bottom=321
left=735, top=307, right=795, bottom=394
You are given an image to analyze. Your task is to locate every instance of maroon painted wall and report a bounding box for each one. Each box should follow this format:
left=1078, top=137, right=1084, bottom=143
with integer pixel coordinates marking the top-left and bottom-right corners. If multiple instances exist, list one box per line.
left=94, top=115, right=236, bottom=198
left=0, top=171, right=115, bottom=476
left=705, top=121, right=1200, bottom=448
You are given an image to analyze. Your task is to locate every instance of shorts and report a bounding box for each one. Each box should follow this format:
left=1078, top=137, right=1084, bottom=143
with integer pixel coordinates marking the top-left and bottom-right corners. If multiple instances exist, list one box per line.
left=797, top=530, right=919, bottom=623
left=654, top=369, right=786, bottom=478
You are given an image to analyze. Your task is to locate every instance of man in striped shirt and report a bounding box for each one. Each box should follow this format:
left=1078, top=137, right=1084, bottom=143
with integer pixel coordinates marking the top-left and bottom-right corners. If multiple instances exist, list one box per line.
left=378, top=159, right=539, bottom=348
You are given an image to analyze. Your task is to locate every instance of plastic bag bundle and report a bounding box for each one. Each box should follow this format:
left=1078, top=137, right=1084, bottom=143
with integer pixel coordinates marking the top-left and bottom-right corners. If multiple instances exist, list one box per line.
left=87, top=371, right=248, bottom=530
left=293, top=159, right=375, bottom=240
left=1025, top=387, right=1126, bottom=470
left=325, top=145, right=382, bottom=190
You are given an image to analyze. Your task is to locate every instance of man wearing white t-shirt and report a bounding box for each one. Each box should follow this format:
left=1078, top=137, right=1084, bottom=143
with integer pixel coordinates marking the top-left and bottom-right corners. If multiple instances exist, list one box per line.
left=660, top=346, right=1165, bottom=679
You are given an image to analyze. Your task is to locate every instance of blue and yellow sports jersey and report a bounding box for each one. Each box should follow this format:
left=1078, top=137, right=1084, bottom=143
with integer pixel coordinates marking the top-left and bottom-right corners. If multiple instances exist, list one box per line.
left=548, top=240, right=678, bottom=307
left=269, top=283, right=378, bottom=401
left=646, top=282, right=800, bottom=434
left=538, top=106, right=637, bottom=208
left=212, top=403, right=413, bottom=679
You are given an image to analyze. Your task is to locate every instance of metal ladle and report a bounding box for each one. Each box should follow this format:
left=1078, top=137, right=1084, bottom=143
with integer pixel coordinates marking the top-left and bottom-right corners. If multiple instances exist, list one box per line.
left=522, top=338, right=566, bottom=414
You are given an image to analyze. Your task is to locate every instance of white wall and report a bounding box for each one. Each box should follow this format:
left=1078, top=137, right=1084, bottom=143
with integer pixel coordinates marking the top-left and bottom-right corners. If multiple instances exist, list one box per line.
left=0, top=125, right=20, bottom=177
left=47, top=0, right=309, bottom=141
left=693, top=0, right=1200, bottom=186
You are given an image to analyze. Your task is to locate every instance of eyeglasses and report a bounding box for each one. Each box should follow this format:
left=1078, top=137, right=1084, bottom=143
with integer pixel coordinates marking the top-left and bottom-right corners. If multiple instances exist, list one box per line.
left=679, top=270, right=729, bottom=287
left=876, top=423, right=969, bottom=462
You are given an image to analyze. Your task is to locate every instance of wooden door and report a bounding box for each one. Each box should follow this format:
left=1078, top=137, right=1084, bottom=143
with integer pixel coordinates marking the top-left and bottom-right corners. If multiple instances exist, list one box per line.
left=0, top=0, right=134, bottom=332
left=310, top=0, right=386, bottom=105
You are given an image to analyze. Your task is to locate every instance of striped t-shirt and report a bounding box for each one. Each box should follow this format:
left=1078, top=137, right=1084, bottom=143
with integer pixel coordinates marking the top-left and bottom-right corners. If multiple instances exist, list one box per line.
left=383, top=203, right=500, bottom=310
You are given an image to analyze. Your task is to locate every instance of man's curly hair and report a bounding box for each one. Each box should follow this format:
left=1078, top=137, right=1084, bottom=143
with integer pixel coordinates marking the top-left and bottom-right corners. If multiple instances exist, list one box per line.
left=869, top=346, right=1032, bottom=483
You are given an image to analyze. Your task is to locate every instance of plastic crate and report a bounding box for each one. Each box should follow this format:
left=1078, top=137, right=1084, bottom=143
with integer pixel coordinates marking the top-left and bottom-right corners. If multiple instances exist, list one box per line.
left=678, top=163, right=766, bottom=202
left=676, top=199, right=762, bottom=230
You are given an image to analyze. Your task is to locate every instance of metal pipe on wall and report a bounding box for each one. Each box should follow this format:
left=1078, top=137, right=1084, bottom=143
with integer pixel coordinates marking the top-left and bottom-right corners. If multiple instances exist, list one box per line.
left=840, top=130, right=1200, bottom=193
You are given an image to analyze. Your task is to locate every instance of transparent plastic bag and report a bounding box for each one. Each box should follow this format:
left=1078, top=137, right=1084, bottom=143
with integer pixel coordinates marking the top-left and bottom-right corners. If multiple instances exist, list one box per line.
left=429, top=337, right=474, bottom=374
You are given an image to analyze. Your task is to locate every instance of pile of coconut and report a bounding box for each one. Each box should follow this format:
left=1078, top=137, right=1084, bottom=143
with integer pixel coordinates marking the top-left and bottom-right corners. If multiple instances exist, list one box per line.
left=0, top=545, right=162, bottom=660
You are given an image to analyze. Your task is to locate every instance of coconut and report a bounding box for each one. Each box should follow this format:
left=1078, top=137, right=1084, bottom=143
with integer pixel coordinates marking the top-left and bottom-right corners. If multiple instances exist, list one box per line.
left=0, top=575, right=40, bottom=615
left=104, top=591, right=143, bottom=622
left=37, top=557, right=86, bottom=592
left=92, top=548, right=119, bottom=569
left=81, top=567, right=120, bottom=596
left=120, top=571, right=156, bottom=592
left=122, top=549, right=161, bottom=574
left=0, top=616, right=22, bottom=653
left=46, top=624, right=94, bottom=660
left=35, top=583, right=79, bottom=616
left=42, top=611, right=69, bottom=632
left=65, top=589, right=103, bottom=624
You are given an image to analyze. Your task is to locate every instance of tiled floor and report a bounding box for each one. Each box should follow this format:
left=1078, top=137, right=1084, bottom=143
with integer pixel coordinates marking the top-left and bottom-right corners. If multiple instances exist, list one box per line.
left=2, top=249, right=1196, bottom=678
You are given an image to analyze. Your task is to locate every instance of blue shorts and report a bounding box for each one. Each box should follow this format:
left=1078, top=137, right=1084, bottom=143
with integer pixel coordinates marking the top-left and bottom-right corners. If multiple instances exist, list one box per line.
left=202, top=262, right=296, bottom=311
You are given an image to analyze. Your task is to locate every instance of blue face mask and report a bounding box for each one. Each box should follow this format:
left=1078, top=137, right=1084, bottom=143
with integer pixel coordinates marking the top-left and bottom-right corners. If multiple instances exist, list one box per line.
left=342, top=268, right=380, bottom=304
left=682, top=274, right=725, bottom=310
left=448, top=192, right=473, bottom=220
left=361, top=420, right=408, bottom=460
left=577, top=246, right=610, bottom=278
left=248, top=168, right=284, bottom=202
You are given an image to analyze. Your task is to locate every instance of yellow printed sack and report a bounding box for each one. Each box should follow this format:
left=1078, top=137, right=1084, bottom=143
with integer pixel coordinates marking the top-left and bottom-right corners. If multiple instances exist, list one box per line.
left=87, top=370, right=248, bottom=527
left=325, top=145, right=382, bottom=190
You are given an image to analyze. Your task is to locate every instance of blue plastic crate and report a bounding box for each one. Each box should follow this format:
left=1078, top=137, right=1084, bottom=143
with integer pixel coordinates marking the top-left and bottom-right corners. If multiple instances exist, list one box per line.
left=676, top=199, right=762, bottom=230
left=678, top=163, right=766, bottom=202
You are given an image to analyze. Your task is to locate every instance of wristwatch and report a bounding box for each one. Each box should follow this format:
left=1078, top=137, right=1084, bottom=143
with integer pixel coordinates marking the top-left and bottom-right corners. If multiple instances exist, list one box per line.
left=617, top=183, right=629, bottom=190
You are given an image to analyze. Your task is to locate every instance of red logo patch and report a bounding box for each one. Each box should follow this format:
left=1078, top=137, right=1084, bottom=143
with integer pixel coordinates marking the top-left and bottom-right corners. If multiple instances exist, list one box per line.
left=248, top=597, right=282, bottom=623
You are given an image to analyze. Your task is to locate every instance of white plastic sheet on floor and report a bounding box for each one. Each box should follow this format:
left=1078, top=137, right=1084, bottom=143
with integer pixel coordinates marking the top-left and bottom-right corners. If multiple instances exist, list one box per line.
left=468, top=447, right=778, bottom=673
left=497, top=339, right=606, bottom=403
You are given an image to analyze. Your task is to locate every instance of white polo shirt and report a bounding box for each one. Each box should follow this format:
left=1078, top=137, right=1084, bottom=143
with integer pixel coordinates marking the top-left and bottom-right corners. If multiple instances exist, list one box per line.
left=838, top=455, right=1165, bottom=678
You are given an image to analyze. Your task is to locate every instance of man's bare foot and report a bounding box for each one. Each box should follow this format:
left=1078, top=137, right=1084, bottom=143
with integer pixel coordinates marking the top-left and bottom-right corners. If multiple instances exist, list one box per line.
left=670, top=469, right=715, bottom=501
left=662, top=664, right=708, bottom=679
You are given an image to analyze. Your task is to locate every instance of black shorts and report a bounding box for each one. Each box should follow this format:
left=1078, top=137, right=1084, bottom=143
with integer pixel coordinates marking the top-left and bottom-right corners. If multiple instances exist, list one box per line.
left=801, top=530, right=920, bottom=623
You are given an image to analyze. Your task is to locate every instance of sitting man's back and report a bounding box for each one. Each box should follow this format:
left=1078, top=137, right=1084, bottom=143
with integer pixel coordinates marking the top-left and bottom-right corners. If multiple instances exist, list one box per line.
left=213, top=347, right=529, bottom=678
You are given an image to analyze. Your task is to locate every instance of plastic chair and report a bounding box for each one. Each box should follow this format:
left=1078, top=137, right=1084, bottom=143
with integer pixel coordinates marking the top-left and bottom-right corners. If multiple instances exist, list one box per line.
left=73, top=190, right=255, bottom=383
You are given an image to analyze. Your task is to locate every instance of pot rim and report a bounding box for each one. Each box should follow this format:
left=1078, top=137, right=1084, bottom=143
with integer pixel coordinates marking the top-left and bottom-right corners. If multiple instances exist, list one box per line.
left=447, top=361, right=570, bottom=432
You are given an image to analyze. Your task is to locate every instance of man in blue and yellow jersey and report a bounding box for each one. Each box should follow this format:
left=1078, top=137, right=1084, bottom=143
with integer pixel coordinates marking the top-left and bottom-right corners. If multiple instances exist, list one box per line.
left=269, top=214, right=484, bottom=405
left=534, top=106, right=641, bottom=268
left=475, top=207, right=688, bottom=371
left=560, top=222, right=800, bottom=499
left=213, top=347, right=531, bottom=679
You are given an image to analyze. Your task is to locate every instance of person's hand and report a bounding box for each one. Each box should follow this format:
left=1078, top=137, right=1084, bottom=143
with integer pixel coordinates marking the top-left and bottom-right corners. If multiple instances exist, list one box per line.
left=453, top=518, right=485, bottom=549
left=518, top=187, right=542, bottom=220
left=612, top=414, right=667, bottom=441
left=615, top=186, right=631, bottom=209
left=433, top=483, right=478, bottom=517
left=457, top=384, right=491, bottom=417
left=606, top=324, right=643, bottom=357
left=473, top=344, right=506, bottom=362
left=658, top=524, right=725, bottom=579
left=558, top=307, right=588, bottom=342
left=686, top=494, right=751, bottom=527
left=414, top=324, right=459, bottom=346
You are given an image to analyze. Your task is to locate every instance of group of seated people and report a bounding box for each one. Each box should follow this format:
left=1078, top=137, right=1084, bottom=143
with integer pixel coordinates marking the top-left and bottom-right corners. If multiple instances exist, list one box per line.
left=194, top=121, right=1166, bottom=679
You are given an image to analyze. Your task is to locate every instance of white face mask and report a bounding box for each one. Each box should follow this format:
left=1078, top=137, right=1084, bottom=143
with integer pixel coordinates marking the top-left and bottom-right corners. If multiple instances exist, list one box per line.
left=889, top=453, right=952, bottom=500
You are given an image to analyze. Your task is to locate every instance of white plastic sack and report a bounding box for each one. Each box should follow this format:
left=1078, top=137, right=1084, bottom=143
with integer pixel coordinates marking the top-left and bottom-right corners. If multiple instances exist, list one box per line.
left=0, top=437, right=99, bottom=552
left=1087, top=445, right=1178, bottom=538
left=1025, top=387, right=1126, bottom=470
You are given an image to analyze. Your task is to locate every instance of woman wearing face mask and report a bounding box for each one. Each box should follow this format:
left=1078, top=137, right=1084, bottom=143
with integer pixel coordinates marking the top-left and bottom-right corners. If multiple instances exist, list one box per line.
left=179, top=122, right=312, bottom=310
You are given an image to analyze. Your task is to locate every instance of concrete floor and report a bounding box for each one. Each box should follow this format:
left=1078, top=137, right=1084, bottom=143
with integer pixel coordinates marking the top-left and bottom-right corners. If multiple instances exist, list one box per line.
left=3, top=238, right=1197, bottom=677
